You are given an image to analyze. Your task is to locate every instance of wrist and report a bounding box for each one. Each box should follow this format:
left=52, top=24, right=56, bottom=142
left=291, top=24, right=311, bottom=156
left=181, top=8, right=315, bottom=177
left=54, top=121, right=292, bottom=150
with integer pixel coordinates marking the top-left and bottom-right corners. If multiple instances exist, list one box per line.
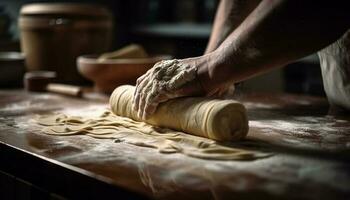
left=196, top=51, right=223, bottom=94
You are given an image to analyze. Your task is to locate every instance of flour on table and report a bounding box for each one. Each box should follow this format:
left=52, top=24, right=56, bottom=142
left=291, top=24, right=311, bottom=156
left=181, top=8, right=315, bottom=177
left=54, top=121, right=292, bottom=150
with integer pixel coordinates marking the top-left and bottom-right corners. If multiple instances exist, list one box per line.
left=36, top=111, right=269, bottom=161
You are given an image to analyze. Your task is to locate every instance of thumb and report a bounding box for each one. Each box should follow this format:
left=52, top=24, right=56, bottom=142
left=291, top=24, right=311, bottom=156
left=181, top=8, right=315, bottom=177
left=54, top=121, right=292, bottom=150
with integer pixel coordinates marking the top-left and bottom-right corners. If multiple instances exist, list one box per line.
left=173, top=79, right=205, bottom=98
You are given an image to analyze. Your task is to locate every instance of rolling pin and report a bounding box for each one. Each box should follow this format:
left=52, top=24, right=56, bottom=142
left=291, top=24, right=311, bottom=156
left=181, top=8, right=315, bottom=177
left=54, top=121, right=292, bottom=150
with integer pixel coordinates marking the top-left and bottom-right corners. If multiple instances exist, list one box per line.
left=24, top=71, right=83, bottom=97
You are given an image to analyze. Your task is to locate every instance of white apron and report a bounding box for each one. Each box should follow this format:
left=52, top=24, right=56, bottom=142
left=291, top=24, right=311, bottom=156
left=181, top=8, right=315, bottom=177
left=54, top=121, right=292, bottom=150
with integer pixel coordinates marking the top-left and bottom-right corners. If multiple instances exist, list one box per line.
left=318, top=30, right=350, bottom=110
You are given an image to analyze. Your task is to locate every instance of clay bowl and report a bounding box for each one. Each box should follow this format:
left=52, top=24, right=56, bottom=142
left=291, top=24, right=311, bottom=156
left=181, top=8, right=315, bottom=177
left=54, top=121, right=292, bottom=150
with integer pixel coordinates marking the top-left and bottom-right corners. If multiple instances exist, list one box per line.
left=77, top=54, right=172, bottom=93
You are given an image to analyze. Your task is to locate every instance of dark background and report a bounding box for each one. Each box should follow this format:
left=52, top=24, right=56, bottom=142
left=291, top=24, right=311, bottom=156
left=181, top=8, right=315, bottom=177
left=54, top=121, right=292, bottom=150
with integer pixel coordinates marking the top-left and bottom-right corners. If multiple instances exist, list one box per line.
left=0, top=0, right=325, bottom=95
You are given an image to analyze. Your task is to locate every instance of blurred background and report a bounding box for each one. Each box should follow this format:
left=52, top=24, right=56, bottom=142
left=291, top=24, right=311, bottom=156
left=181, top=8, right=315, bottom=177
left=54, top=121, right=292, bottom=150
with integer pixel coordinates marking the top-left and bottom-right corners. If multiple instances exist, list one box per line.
left=0, top=0, right=325, bottom=96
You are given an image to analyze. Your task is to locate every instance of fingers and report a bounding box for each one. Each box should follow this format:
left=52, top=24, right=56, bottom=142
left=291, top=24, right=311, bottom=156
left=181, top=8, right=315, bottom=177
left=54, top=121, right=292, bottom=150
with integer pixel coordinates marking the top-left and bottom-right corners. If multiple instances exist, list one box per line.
left=135, top=78, right=202, bottom=119
left=208, top=83, right=235, bottom=98
left=138, top=81, right=170, bottom=119
left=224, top=84, right=235, bottom=97
left=207, top=88, right=220, bottom=97
left=137, top=91, right=146, bottom=119
left=216, top=88, right=228, bottom=98
left=133, top=73, right=151, bottom=112
left=173, top=78, right=204, bottom=97
left=137, top=79, right=153, bottom=119
left=166, top=64, right=196, bottom=91
left=134, top=73, right=146, bottom=95
left=143, top=92, right=169, bottom=119
left=132, top=58, right=201, bottom=120
left=133, top=61, right=163, bottom=111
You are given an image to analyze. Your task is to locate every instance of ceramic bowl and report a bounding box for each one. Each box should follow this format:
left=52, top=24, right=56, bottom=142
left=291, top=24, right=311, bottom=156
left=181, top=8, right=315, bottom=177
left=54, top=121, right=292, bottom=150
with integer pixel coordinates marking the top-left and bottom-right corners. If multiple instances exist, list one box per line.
left=77, top=54, right=172, bottom=93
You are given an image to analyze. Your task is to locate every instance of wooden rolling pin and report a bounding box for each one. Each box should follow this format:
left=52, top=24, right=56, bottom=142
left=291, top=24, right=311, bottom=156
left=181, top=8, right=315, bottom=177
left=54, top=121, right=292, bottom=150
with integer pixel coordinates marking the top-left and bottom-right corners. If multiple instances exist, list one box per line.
left=24, top=71, right=82, bottom=97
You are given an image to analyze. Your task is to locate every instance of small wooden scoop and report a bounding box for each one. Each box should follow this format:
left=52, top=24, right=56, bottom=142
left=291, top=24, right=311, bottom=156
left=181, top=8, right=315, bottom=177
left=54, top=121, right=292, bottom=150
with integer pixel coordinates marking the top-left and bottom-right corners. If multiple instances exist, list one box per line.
left=24, top=71, right=83, bottom=97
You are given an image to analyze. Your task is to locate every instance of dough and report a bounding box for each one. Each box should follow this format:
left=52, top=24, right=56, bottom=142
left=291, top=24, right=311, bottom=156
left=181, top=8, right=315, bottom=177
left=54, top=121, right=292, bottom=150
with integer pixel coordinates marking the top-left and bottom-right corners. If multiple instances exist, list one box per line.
left=36, top=85, right=264, bottom=161
left=37, top=111, right=267, bottom=160
left=110, top=85, right=248, bottom=141
left=133, top=59, right=198, bottom=119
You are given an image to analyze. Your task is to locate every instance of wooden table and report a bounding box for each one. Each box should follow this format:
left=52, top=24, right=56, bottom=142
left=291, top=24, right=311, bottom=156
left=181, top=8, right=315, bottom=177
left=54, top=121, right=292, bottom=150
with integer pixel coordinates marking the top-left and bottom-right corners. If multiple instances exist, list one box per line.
left=0, top=90, right=349, bottom=200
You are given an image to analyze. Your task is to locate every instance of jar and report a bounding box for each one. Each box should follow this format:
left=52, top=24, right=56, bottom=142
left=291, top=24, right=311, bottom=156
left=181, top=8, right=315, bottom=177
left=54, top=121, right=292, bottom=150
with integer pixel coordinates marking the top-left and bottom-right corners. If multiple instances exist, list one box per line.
left=19, top=3, right=113, bottom=84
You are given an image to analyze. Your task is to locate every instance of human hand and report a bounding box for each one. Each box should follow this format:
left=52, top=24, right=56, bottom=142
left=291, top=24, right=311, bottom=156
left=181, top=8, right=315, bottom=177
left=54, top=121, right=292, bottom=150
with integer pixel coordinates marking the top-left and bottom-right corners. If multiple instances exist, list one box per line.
left=132, top=57, right=234, bottom=119
left=132, top=59, right=202, bottom=119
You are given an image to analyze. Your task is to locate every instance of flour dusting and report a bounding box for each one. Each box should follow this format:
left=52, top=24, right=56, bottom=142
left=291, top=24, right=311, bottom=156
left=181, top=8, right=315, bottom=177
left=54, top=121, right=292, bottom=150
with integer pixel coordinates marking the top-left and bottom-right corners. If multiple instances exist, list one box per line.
left=134, top=59, right=198, bottom=118
left=250, top=115, right=350, bottom=149
left=140, top=59, right=197, bottom=101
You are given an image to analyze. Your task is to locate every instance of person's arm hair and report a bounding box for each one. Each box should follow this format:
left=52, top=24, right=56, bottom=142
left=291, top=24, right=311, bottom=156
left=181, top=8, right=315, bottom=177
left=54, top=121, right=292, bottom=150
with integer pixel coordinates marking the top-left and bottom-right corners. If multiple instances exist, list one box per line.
left=205, top=0, right=262, bottom=54
left=200, top=0, right=350, bottom=92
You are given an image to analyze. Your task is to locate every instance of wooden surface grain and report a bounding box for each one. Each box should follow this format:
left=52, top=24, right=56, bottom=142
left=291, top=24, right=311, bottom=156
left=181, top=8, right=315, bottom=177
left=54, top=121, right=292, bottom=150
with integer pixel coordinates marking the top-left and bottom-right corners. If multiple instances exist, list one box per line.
left=0, top=90, right=349, bottom=200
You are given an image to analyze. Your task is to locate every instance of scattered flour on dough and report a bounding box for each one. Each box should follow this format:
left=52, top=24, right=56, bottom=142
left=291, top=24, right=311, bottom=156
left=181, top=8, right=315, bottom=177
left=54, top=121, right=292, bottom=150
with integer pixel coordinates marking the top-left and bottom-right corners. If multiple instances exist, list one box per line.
left=149, top=59, right=197, bottom=92
left=36, top=110, right=269, bottom=161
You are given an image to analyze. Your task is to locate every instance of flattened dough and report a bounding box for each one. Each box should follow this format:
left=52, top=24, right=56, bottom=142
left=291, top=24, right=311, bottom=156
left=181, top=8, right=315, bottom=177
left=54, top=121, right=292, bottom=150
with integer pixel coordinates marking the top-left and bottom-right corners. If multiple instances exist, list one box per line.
left=110, top=85, right=248, bottom=141
left=36, top=85, right=268, bottom=160
left=37, top=111, right=268, bottom=160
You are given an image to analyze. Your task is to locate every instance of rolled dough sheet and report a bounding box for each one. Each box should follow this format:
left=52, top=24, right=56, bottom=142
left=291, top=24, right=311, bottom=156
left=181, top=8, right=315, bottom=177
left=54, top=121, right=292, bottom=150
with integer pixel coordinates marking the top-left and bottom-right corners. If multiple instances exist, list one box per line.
left=110, top=85, right=249, bottom=141
left=37, top=111, right=269, bottom=160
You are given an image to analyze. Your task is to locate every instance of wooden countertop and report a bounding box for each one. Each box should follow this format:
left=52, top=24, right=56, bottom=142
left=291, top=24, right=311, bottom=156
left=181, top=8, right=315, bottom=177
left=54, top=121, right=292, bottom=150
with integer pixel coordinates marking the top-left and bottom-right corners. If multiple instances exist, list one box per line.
left=0, top=90, right=349, bottom=200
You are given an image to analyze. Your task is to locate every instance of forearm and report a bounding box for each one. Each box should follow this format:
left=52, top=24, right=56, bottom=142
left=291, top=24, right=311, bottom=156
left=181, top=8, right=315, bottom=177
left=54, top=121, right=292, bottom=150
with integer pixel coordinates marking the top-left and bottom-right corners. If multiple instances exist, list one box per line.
left=205, top=0, right=262, bottom=54
left=201, top=0, right=350, bottom=91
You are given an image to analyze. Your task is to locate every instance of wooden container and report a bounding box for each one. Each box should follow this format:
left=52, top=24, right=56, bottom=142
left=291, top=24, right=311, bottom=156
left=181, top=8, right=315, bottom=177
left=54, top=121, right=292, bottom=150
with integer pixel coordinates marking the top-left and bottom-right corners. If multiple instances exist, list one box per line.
left=19, top=3, right=113, bottom=84
left=77, top=54, right=172, bottom=94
